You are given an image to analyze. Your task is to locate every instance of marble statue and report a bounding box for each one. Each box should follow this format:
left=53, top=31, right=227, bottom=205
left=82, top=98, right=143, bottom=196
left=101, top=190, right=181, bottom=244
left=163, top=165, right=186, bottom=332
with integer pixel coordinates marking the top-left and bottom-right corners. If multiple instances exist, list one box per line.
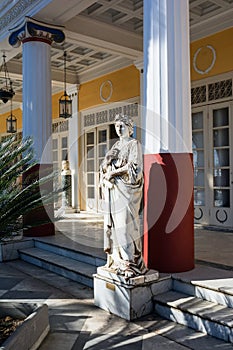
left=61, top=160, right=72, bottom=208
left=100, top=114, right=147, bottom=279
left=61, top=160, right=71, bottom=176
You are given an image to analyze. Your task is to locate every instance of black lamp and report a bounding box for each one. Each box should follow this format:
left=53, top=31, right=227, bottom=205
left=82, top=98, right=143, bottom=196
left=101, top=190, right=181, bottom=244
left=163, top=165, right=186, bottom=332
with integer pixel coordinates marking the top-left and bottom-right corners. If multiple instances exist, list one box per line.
left=0, top=54, right=15, bottom=104
left=6, top=99, right=17, bottom=133
left=59, top=51, right=72, bottom=119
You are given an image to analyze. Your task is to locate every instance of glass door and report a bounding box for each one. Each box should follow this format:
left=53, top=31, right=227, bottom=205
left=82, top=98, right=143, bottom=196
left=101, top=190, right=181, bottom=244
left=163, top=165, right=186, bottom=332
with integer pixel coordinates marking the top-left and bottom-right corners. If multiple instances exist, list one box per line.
left=97, top=127, right=109, bottom=212
left=192, top=102, right=233, bottom=228
left=85, top=126, right=109, bottom=212
left=192, top=107, right=208, bottom=225
left=85, top=131, right=96, bottom=211
left=52, top=133, right=69, bottom=208
left=209, top=103, right=233, bottom=227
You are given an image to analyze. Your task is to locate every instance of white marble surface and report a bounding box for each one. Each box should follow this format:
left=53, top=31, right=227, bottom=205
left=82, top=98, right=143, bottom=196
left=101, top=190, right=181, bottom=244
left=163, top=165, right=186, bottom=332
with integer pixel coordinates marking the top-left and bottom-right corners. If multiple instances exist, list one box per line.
left=1, top=258, right=232, bottom=349
left=96, top=266, right=159, bottom=286
left=172, top=265, right=233, bottom=295
left=173, top=279, right=233, bottom=309
left=94, top=269, right=170, bottom=320
left=154, top=290, right=233, bottom=343
left=0, top=239, right=34, bottom=262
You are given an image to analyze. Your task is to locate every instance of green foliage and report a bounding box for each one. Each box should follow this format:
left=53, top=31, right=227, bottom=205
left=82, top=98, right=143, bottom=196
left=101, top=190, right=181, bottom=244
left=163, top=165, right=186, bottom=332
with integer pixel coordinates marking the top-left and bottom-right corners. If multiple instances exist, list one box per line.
left=0, top=137, right=57, bottom=240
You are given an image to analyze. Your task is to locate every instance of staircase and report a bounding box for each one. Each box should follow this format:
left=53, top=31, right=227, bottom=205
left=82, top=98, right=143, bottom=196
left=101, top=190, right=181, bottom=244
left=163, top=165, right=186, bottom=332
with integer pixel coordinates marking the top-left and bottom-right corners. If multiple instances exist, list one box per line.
left=18, top=237, right=233, bottom=343
left=153, top=265, right=233, bottom=343
left=18, top=236, right=106, bottom=288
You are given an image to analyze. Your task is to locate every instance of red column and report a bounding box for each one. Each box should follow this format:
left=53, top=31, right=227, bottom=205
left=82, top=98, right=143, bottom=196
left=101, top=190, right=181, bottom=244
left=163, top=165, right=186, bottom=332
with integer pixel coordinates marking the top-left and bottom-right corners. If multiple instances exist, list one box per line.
left=143, top=153, right=194, bottom=272
left=22, top=164, right=55, bottom=237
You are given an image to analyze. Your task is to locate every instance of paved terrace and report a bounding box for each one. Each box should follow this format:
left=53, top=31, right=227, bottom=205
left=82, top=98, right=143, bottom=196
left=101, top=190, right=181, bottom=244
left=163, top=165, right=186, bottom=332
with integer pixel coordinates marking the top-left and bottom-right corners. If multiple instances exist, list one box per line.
left=0, top=214, right=233, bottom=349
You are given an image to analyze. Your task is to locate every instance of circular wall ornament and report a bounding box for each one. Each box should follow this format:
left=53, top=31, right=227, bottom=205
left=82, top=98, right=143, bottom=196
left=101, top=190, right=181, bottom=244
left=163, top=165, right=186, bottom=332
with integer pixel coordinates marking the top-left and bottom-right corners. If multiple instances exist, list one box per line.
left=193, top=45, right=216, bottom=75
left=194, top=207, right=203, bottom=220
left=100, top=80, right=113, bottom=102
left=216, top=209, right=228, bottom=224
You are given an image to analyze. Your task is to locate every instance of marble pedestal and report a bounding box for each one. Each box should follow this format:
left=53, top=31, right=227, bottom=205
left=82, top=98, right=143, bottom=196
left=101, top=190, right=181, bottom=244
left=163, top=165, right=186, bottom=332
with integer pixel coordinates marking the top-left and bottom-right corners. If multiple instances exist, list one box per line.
left=63, top=206, right=76, bottom=214
left=94, top=267, right=171, bottom=320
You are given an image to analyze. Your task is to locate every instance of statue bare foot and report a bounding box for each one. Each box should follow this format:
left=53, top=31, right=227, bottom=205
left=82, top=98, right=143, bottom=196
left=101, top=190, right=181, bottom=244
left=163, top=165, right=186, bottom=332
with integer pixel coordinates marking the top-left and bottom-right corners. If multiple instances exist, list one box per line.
left=124, top=269, right=135, bottom=280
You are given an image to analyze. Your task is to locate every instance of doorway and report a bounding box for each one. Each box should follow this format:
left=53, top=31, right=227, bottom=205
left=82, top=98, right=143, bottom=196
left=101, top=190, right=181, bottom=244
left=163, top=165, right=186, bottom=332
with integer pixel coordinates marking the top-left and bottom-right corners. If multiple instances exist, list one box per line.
left=192, top=102, right=233, bottom=227
left=85, top=124, right=118, bottom=212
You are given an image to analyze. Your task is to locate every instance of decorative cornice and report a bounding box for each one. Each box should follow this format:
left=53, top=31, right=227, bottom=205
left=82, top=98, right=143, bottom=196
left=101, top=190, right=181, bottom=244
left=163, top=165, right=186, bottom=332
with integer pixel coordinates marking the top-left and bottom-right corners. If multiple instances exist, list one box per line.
left=190, top=8, right=233, bottom=42
left=67, top=84, right=79, bottom=96
left=8, top=16, right=65, bottom=47
left=0, top=0, right=35, bottom=32
left=134, top=58, right=143, bottom=72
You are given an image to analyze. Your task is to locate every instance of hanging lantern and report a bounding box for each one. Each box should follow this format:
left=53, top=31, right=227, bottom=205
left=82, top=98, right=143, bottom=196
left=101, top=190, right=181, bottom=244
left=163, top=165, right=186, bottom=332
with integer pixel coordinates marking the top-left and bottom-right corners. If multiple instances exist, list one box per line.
left=6, top=99, right=17, bottom=133
left=0, top=54, right=15, bottom=104
left=59, top=91, right=72, bottom=119
left=59, top=51, right=72, bottom=119
left=6, top=115, right=17, bottom=133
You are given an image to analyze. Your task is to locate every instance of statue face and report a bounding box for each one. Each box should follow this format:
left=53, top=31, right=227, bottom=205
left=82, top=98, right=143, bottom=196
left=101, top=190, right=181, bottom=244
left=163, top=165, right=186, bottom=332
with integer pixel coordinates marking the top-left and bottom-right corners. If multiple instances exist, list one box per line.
left=115, top=121, right=130, bottom=138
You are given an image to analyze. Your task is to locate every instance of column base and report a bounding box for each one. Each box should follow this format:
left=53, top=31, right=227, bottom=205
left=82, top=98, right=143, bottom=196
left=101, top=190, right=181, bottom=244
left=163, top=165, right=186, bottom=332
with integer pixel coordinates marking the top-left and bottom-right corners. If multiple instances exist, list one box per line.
left=64, top=207, right=76, bottom=214
left=23, top=221, right=55, bottom=237
left=144, top=153, right=194, bottom=273
left=22, top=164, right=55, bottom=237
left=94, top=266, right=171, bottom=320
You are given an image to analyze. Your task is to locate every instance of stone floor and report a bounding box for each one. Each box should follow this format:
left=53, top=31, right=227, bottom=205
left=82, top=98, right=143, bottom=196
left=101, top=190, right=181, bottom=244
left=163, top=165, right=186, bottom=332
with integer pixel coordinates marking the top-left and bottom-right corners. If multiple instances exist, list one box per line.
left=195, top=226, right=233, bottom=269
left=0, top=260, right=232, bottom=350
left=55, top=214, right=233, bottom=269
left=0, top=214, right=233, bottom=349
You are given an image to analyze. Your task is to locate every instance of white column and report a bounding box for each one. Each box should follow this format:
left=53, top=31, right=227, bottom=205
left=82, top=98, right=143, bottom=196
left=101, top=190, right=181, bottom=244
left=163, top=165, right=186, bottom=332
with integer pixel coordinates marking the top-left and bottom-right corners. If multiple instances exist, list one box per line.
left=9, top=16, right=65, bottom=164
left=143, top=0, right=192, bottom=154
left=68, top=85, right=80, bottom=212
left=143, top=0, right=194, bottom=273
left=23, top=40, right=52, bottom=163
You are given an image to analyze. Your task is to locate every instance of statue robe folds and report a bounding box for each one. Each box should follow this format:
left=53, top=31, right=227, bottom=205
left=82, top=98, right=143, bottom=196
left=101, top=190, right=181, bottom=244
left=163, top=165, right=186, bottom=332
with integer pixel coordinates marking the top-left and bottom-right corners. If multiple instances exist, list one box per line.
left=100, top=138, right=147, bottom=277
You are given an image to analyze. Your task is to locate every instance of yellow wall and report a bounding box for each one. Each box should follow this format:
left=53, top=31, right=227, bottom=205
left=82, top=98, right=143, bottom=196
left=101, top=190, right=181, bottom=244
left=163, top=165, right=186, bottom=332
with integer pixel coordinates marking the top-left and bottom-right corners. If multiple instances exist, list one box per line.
left=79, top=65, right=140, bottom=111
left=0, top=64, right=139, bottom=132
left=191, top=27, right=233, bottom=81
left=52, top=91, right=62, bottom=119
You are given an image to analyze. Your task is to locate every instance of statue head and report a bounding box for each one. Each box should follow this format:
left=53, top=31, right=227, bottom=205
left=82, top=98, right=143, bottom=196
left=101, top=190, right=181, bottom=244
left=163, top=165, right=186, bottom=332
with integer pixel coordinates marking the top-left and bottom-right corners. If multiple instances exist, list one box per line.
left=62, top=160, right=70, bottom=171
left=114, top=114, right=134, bottom=136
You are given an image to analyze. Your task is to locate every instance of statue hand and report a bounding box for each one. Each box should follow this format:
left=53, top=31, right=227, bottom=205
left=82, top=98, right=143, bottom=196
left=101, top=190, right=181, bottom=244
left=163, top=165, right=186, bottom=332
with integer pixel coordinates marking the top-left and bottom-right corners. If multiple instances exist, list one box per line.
left=104, top=171, right=113, bottom=181
left=106, top=149, right=119, bottom=162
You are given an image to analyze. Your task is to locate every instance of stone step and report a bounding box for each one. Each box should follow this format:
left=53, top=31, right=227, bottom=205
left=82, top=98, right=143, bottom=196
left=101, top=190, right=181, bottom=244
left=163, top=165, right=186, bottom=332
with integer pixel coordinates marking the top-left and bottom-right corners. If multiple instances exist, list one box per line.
left=34, top=237, right=106, bottom=267
left=19, top=247, right=96, bottom=288
left=142, top=314, right=233, bottom=350
left=154, top=290, right=233, bottom=343
left=172, top=265, right=233, bottom=309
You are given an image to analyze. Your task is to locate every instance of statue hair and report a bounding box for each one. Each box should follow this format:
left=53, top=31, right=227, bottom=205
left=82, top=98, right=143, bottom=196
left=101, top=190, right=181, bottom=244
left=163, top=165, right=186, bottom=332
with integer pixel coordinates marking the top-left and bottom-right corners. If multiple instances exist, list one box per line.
left=114, top=114, right=134, bottom=136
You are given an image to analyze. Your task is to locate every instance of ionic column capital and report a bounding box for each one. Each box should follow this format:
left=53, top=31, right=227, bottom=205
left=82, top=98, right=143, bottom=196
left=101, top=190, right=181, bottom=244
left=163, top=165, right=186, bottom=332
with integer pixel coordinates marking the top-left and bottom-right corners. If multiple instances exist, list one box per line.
left=9, top=16, right=65, bottom=47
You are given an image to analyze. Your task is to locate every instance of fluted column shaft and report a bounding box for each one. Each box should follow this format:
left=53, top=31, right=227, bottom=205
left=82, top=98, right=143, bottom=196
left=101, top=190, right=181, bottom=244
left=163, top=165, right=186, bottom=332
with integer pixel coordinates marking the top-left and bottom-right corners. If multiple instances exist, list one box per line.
left=23, top=40, right=52, bottom=163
